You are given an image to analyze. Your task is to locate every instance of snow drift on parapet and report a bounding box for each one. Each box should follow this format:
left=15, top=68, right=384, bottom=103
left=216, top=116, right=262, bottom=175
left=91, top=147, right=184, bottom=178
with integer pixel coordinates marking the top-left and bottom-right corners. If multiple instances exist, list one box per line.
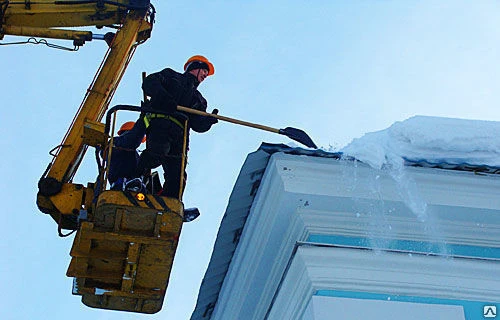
left=341, top=115, right=500, bottom=169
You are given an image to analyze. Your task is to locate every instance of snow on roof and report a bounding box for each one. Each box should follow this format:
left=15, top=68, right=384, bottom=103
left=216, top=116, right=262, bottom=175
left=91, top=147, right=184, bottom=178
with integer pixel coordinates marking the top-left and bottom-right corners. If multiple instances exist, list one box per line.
left=340, top=116, right=500, bottom=171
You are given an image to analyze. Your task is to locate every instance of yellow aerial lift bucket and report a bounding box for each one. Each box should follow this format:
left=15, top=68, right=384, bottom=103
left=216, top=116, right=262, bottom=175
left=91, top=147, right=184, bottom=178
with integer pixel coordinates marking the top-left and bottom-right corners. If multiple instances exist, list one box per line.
left=67, top=190, right=184, bottom=314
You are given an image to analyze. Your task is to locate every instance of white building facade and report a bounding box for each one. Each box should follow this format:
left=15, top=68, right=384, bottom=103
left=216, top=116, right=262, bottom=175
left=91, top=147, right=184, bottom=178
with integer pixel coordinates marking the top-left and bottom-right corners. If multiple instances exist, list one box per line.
left=191, top=144, right=500, bottom=320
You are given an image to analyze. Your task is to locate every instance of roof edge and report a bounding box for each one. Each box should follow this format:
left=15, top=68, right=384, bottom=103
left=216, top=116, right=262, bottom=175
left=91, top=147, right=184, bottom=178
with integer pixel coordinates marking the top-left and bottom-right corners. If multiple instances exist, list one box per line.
left=190, top=142, right=500, bottom=319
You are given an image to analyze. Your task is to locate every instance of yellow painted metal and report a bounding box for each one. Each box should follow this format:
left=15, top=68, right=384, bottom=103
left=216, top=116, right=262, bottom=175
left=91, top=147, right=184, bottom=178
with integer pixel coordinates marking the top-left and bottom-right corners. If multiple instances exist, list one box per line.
left=4, top=2, right=153, bottom=224
left=2, top=25, right=93, bottom=42
left=49, top=183, right=85, bottom=216
left=83, top=119, right=107, bottom=147
left=2, top=0, right=131, bottom=28
left=178, top=119, right=189, bottom=200
left=47, top=10, right=151, bottom=183
left=67, top=191, right=184, bottom=314
left=33, top=7, right=152, bottom=223
left=36, top=182, right=89, bottom=230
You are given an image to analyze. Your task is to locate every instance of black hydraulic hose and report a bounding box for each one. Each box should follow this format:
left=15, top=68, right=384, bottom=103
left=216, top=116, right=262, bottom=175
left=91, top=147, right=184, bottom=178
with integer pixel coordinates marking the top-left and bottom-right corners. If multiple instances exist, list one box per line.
left=104, top=104, right=142, bottom=137
left=0, top=1, right=8, bottom=23
left=95, top=146, right=103, bottom=176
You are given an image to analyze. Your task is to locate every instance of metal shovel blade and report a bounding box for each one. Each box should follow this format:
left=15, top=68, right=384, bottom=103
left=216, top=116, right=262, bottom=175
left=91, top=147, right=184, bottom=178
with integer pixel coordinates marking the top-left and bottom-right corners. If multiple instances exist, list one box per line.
left=279, top=127, right=318, bottom=149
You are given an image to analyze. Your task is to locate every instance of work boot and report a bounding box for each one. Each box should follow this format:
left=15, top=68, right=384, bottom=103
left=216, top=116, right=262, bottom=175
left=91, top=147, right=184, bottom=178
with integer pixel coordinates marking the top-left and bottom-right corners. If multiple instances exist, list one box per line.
left=183, top=207, right=200, bottom=222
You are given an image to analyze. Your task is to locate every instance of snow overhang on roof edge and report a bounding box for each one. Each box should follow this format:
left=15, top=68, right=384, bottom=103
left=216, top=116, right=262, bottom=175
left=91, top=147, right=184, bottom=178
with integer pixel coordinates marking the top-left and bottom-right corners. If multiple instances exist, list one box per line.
left=190, top=142, right=500, bottom=320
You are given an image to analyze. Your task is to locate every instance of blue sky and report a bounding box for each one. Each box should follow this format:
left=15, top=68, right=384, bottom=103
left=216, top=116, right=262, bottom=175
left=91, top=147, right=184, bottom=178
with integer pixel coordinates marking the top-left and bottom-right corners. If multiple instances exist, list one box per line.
left=2, top=1, right=500, bottom=319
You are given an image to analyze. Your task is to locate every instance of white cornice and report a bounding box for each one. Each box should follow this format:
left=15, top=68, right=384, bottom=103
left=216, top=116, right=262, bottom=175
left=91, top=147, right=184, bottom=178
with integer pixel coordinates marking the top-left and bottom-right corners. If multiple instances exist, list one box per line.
left=268, top=245, right=500, bottom=319
left=210, top=152, right=500, bottom=320
left=274, top=154, right=500, bottom=210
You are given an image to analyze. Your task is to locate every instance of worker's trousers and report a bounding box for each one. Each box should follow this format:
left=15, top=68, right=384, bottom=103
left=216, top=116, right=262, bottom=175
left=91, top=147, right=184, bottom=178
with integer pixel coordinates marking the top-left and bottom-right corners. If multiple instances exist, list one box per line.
left=136, top=118, right=186, bottom=198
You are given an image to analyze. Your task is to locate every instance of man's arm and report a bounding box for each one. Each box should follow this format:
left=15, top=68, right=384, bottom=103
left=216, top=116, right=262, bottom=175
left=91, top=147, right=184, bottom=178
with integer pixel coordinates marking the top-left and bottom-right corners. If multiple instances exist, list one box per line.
left=114, top=118, right=146, bottom=149
left=188, top=94, right=218, bottom=133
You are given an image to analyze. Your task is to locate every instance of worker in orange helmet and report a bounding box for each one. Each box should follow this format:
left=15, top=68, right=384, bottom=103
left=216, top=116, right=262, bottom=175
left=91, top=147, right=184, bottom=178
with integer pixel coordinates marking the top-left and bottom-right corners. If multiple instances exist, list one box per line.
left=136, top=55, right=218, bottom=199
left=108, top=119, right=147, bottom=191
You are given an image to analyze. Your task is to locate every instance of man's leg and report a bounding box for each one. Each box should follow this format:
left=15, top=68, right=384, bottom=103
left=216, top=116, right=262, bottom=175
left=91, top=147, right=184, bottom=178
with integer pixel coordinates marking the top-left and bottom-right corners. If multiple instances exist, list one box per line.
left=136, top=149, right=160, bottom=177
left=162, top=154, right=183, bottom=198
left=161, top=133, right=185, bottom=199
left=135, top=119, right=170, bottom=177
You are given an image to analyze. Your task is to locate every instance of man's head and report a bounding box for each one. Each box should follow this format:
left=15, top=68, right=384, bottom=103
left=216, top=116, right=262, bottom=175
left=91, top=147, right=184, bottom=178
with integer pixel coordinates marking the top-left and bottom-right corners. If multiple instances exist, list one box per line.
left=117, top=121, right=146, bottom=143
left=184, top=55, right=214, bottom=83
left=118, top=121, right=135, bottom=135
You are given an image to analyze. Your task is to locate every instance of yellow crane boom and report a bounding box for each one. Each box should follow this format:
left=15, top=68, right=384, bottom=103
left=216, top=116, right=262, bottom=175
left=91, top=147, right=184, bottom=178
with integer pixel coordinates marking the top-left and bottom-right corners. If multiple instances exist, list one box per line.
left=1, top=0, right=153, bottom=228
left=2, top=1, right=187, bottom=313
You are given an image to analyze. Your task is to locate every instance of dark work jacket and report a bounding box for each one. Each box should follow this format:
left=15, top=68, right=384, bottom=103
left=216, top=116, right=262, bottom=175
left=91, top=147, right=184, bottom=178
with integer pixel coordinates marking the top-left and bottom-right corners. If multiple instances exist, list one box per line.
left=107, top=119, right=146, bottom=183
left=142, top=68, right=214, bottom=133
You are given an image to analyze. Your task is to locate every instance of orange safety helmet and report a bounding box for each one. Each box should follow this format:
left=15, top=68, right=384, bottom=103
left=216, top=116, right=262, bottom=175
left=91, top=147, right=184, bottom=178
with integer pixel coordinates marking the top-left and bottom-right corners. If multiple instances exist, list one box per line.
left=117, top=121, right=135, bottom=135
left=117, top=121, right=146, bottom=143
left=184, top=55, right=215, bottom=76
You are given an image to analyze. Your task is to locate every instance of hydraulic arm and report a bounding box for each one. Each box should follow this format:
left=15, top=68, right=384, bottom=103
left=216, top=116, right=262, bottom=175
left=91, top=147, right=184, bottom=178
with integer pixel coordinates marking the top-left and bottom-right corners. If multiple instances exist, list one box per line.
left=1, top=0, right=154, bottom=229
left=1, top=1, right=151, bottom=44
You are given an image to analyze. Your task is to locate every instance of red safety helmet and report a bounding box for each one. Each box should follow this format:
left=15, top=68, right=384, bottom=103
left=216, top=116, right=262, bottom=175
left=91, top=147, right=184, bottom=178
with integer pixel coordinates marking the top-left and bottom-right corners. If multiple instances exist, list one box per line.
left=117, top=121, right=146, bottom=143
left=184, top=55, right=215, bottom=76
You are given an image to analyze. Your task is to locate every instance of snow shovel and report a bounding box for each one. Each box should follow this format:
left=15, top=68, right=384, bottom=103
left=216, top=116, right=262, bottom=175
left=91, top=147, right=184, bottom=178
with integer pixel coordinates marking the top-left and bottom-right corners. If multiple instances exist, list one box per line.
left=177, top=106, right=318, bottom=149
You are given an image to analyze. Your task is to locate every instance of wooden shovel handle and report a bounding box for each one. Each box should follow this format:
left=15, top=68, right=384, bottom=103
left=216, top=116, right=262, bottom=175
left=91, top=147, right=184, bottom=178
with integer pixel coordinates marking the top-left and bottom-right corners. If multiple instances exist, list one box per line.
left=177, top=105, right=279, bottom=134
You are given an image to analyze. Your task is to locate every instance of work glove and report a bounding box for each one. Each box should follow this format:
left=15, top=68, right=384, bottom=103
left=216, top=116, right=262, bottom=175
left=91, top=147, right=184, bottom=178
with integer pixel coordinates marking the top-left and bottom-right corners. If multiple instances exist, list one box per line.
left=206, top=108, right=219, bottom=125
